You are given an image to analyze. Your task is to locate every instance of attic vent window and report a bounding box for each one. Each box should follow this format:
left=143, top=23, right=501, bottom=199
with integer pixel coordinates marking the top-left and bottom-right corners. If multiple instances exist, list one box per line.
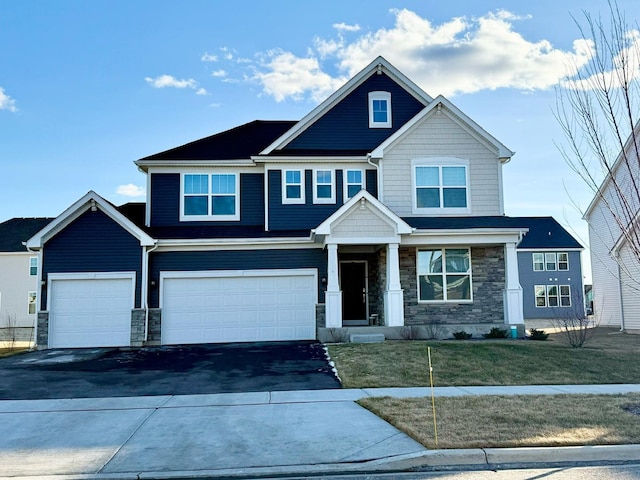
left=368, top=91, right=391, bottom=128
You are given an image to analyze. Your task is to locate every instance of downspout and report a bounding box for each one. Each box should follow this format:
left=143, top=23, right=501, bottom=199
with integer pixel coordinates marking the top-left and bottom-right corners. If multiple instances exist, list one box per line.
left=617, top=262, right=626, bottom=332
left=143, top=241, right=159, bottom=343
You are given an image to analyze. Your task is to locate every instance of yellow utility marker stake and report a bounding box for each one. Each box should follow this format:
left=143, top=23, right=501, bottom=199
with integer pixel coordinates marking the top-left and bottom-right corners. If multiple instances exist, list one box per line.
left=428, top=346, right=438, bottom=448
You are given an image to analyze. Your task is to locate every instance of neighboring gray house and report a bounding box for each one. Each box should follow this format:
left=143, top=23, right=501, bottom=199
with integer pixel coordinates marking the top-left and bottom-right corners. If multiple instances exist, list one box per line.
left=0, top=218, right=53, bottom=342
left=516, top=217, right=584, bottom=325
left=27, top=57, right=532, bottom=349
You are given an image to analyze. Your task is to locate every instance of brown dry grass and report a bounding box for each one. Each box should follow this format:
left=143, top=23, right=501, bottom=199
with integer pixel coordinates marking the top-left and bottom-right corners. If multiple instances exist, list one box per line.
left=359, top=393, right=640, bottom=449
left=328, top=328, right=640, bottom=388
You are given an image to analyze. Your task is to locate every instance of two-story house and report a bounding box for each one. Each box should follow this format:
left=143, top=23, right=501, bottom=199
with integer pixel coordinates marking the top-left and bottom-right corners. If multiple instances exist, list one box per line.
left=0, top=217, right=53, bottom=343
left=27, top=57, right=531, bottom=349
left=516, top=217, right=584, bottom=326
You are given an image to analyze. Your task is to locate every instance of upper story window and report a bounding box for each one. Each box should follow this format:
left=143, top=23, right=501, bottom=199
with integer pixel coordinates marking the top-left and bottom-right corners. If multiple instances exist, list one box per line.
left=29, top=257, right=38, bottom=276
left=313, top=169, right=335, bottom=204
left=344, top=169, right=364, bottom=200
left=181, top=173, right=239, bottom=221
left=368, top=91, right=392, bottom=128
left=533, top=252, right=569, bottom=271
left=417, top=248, right=472, bottom=302
left=412, top=159, right=470, bottom=214
left=282, top=169, right=305, bottom=204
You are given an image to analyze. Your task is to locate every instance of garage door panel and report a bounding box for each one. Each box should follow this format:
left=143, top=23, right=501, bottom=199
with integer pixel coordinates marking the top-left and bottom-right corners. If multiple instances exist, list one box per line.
left=162, top=272, right=317, bottom=345
left=49, top=277, right=133, bottom=348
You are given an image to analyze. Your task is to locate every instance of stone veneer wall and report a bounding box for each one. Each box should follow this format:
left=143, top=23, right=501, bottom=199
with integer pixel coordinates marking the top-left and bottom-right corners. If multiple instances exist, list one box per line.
left=147, top=308, right=162, bottom=344
left=130, top=309, right=145, bottom=346
left=36, top=311, right=49, bottom=348
left=401, top=245, right=505, bottom=325
left=315, top=304, right=326, bottom=329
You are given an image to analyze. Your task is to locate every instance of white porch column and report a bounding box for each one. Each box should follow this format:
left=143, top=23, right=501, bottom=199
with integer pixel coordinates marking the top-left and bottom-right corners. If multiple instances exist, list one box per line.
left=325, top=243, right=343, bottom=328
left=504, top=242, right=524, bottom=325
left=384, top=243, right=405, bottom=326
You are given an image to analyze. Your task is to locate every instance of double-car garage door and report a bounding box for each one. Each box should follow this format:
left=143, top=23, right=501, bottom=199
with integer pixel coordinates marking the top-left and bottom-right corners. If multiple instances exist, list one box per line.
left=47, top=270, right=317, bottom=348
left=161, top=269, right=317, bottom=345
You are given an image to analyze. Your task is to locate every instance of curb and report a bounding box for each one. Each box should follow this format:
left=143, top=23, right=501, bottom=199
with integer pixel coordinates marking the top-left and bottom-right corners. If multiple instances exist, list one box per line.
left=3, top=445, right=640, bottom=480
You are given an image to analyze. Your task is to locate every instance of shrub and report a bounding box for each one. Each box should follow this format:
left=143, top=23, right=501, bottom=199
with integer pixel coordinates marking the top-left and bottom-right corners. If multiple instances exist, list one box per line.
left=483, top=327, right=509, bottom=339
left=528, top=328, right=549, bottom=341
left=453, top=331, right=472, bottom=340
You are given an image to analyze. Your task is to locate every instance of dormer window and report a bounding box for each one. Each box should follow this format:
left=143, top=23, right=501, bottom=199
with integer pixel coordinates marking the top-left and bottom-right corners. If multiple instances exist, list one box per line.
left=368, top=91, right=391, bottom=128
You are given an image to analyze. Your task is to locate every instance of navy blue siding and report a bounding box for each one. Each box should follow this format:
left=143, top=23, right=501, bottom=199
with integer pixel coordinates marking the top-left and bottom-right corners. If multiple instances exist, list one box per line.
left=284, top=73, right=425, bottom=152
left=41, top=210, right=143, bottom=309
left=150, top=173, right=264, bottom=227
left=518, top=251, right=584, bottom=319
left=149, top=248, right=327, bottom=306
left=366, top=169, right=378, bottom=198
left=268, top=170, right=345, bottom=231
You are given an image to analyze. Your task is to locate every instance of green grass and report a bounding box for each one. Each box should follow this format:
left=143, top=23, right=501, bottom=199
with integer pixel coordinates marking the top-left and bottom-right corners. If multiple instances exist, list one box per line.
left=327, top=328, right=640, bottom=388
left=359, top=393, right=640, bottom=449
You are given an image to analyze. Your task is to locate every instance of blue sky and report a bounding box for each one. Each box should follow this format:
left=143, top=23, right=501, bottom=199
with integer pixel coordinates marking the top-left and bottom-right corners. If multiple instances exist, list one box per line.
left=2, top=0, right=639, bottom=281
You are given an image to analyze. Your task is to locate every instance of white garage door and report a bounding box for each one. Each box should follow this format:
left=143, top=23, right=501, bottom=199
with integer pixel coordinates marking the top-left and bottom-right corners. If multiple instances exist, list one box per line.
left=48, top=274, right=134, bottom=348
left=161, top=269, right=317, bottom=345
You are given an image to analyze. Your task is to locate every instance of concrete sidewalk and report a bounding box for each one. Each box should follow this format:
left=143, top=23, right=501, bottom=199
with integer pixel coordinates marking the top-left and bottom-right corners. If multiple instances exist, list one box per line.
left=1, top=385, right=640, bottom=479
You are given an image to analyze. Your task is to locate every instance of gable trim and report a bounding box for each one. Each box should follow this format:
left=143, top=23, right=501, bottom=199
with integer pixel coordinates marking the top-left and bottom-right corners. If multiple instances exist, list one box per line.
left=259, top=56, right=433, bottom=155
left=371, top=95, right=515, bottom=161
left=26, top=191, right=155, bottom=249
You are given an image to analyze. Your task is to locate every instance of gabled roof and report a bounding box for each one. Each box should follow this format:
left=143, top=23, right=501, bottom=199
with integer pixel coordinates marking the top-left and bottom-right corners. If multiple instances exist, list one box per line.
left=515, top=217, right=583, bottom=249
left=26, top=191, right=155, bottom=249
left=371, top=95, right=514, bottom=161
left=136, top=120, right=296, bottom=166
left=0, top=218, right=54, bottom=252
left=260, top=56, right=433, bottom=155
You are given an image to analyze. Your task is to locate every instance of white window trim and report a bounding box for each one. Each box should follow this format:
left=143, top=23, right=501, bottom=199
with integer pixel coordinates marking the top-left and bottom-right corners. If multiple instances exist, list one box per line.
left=533, top=252, right=570, bottom=271
left=557, top=252, right=569, bottom=271
left=560, top=285, right=572, bottom=307
left=532, top=253, right=544, bottom=271
left=281, top=169, right=305, bottom=205
left=343, top=169, right=364, bottom=201
left=535, top=284, right=572, bottom=308
left=313, top=169, right=335, bottom=204
left=411, top=158, right=471, bottom=214
left=545, top=252, right=557, bottom=271
left=417, top=247, right=473, bottom=304
left=368, top=91, right=392, bottom=128
left=180, top=172, right=240, bottom=222
left=29, top=256, right=38, bottom=276
left=27, top=291, right=36, bottom=315
left=534, top=285, right=547, bottom=307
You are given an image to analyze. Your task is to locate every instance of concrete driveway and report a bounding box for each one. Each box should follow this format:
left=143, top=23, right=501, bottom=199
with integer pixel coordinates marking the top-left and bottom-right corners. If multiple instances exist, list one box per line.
left=0, top=341, right=341, bottom=400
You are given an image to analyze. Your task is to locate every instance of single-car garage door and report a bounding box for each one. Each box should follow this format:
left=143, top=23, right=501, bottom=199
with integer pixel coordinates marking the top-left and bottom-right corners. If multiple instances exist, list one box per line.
left=161, top=269, right=317, bottom=345
left=48, top=273, right=134, bottom=348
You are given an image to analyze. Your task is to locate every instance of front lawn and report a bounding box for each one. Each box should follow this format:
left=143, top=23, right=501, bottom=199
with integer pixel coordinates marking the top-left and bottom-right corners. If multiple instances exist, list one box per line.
left=327, top=328, right=640, bottom=388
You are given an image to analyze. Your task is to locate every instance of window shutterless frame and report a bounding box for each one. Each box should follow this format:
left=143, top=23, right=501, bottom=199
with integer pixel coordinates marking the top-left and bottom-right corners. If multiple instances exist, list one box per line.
left=368, top=91, right=392, bottom=128
left=282, top=169, right=305, bottom=204
left=411, top=158, right=470, bottom=214
left=344, top=169, right=364, bottom=200
left=180, top=172, right=240, bottom=221
left=313, top=169, right=335, bottom=204
left=417, top=247, right=473, bottom=303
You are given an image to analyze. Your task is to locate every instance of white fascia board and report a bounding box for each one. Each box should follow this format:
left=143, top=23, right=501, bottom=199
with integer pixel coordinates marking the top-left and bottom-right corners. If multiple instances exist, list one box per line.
left=260, top=56, right=433, bottom=155
left=155, top=236, right=318, bottom=252
left=148, top=165, right=260, bottom=175
left=517, top=247, right=584, bottom=252
left=0, top=251, right=32, bottom=256
left=371, top=96, right=514, bottom=160
left=136, top=159, right=256, bottom=171
left=313, top=190, right=413, bottom=236
left=402, top=228, right=527, bottom=246
left=26, top=191, right=155, bottom=249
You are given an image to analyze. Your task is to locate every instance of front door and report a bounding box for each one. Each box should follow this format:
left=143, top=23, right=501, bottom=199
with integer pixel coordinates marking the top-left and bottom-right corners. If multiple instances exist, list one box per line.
left=340, top=261, right=368, bottom=326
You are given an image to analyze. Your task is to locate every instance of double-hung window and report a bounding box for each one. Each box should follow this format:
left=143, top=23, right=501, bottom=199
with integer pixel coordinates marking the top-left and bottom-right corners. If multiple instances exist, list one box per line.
left=182, top=173, right=239, bottom=221
left=532, top=253, right=545, bottom=271
left=418, top=248, right=472, bottom=302
left=344, top=169, right=364, bottom=200
left=27, top=291, right=36, bottom=315
left=368, top=91, right=392, bottom=128
left=29, top=257, right=38, bottom=276
left=545, top=253, right=557, bottom=271
left=535, top=285, right=571, bottom=308
left=313, top=169, right=335, bottom=204
left=557, top=253, right=569, bottom=271
left=533, top=252, right=569, bottom=271
left=282, top=169, right=304, bottom=204
left=413, top=160, right=469, bottom=213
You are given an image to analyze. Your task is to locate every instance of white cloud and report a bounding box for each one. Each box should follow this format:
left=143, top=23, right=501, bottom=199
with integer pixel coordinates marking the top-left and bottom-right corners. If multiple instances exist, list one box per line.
left=145, top=75, right=197, bottom=89
left=252, top=50, right=346, bottom=102
left=211, top=69, right=227, bottom=78
left=232, top=9, right=596, bottom=101
left=116, top=184, right=146, bottom=197
left=333, top=22, right=360, bottom=32
left=196, top=88, right=209, bottom=95
left=0, top=87, right=17, bottom=112
left=201, top=52, right=218, bottom=62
